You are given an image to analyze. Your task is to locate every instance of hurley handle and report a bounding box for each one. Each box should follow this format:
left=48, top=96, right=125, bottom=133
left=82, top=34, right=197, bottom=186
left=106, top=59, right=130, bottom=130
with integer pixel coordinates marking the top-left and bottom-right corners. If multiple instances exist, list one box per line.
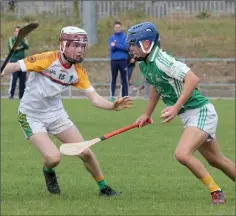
left=103, top=118, right=152, bottom=139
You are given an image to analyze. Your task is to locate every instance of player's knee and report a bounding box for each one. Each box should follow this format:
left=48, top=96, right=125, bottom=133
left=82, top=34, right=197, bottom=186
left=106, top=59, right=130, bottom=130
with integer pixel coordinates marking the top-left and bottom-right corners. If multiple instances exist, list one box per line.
left=78, top=148, right=95, bottom=162
left=44, top=153, right=61, bottom=167
left=174, top=150, right=189, bottom=165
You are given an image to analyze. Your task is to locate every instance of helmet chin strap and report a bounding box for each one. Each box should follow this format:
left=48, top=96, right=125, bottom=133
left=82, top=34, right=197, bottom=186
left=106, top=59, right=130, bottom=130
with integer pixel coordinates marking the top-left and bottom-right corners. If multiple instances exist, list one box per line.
left=133, top=55, right=146, bottom=62
left=139, top=41, right=155, bottom=54
left=60, top=41, right=84, bottom=64
left=134, top=41, right=155, bottom=62
left=62, top=53, right=84, bottom=64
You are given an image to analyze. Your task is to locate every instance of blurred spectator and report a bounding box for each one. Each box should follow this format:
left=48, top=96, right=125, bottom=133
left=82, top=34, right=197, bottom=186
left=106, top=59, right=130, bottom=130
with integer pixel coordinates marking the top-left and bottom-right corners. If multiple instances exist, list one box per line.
left=8, top=26, right=29, bottom=99
left=108, top=20, right=128, bottom=102
left=8, top=1, right=16, bottom=12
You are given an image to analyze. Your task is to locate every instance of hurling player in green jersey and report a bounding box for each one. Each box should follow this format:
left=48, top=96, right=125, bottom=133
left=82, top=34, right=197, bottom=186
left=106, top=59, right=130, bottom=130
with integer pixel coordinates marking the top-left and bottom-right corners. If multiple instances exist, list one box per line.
left=126, top=22, right=235, bottom=205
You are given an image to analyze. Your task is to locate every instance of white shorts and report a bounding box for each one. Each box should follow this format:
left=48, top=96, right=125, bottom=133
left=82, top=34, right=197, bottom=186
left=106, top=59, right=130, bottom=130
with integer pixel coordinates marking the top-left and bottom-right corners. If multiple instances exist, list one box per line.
left=17, top=109, right=74, bottom=139
left=179, top=103, right=218, bottom=141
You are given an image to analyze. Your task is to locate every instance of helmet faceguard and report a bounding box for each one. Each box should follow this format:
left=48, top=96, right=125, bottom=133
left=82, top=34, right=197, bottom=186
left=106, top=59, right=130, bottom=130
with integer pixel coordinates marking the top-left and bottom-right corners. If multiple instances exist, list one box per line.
left=59, top=26, right=88, bottom=64
left=126, top=22, right=160, bottom=61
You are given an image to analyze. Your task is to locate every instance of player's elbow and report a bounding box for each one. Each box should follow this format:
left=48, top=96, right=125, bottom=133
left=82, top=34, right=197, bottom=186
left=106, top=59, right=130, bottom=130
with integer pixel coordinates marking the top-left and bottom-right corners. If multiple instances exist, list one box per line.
left=6, top=62, right=21, bottom=73
left=13, top=62, right=21, bottom=72
left=194, top=75, right=200, bottom=86
left=185, top=70, right=200, bottom=87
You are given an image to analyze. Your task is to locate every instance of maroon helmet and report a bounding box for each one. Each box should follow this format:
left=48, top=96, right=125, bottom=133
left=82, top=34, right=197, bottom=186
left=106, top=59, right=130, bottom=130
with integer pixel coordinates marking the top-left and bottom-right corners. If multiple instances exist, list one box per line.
left=59, top=26, right=88, bottom=64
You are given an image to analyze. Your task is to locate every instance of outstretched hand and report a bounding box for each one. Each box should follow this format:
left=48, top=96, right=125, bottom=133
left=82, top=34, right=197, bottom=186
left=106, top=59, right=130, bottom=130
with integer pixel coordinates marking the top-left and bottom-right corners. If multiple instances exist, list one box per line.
left=113, top=96, right=133, bottom=111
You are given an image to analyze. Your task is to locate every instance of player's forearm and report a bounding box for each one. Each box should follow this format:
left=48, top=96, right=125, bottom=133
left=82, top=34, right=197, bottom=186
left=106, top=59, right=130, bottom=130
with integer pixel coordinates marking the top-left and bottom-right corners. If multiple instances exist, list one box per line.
left=175, top=71, right=200, bottom=110
left=93, top=96, right=114, bottom=110
left=144, top=86, right=160, bottom=117
left=2, top=62, right=21, bottom=76
left=86, top=91, right=114, bottom=110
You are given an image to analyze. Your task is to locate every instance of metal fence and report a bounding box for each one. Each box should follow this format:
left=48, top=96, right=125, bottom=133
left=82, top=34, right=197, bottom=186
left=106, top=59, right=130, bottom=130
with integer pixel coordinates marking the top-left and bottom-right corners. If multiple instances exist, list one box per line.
left=1, top=58, right=235, bottom=99
left=1, top=1, right=235, bottom=19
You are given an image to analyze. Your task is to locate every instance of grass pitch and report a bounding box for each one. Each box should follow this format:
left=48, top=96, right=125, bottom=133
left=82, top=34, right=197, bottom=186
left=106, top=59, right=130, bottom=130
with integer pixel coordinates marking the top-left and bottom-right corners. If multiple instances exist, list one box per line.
left=1, top=99, right=235, bottom=215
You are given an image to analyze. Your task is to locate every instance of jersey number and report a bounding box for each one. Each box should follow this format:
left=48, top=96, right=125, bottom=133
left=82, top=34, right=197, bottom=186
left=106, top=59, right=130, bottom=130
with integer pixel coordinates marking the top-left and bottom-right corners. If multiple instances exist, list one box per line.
left=58, top=73, right=66, bottom=80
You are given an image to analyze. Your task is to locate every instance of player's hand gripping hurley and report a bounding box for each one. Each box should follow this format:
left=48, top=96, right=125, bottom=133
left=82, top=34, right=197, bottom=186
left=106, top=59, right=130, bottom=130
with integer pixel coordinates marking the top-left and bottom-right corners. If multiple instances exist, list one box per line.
left=60, top=118, right=153, bottom=156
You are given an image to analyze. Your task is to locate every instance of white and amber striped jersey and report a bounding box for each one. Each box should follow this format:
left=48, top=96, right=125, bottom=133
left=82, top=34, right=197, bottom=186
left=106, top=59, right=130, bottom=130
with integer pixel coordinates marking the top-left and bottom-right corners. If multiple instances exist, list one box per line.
left=18, top=51, right=94, bottom=118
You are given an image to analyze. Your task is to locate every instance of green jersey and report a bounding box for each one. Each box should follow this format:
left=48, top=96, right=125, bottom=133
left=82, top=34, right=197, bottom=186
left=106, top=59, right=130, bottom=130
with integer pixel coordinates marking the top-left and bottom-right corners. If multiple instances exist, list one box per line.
left=139, top=46, right=208, bottom=114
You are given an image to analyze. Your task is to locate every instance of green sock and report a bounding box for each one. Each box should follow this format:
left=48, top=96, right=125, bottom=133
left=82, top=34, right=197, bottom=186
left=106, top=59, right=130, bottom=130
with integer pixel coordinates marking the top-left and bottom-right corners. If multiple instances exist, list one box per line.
left=43, top=166, right=55, bottom=174
left=97, top=179, right=108, bottom=190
